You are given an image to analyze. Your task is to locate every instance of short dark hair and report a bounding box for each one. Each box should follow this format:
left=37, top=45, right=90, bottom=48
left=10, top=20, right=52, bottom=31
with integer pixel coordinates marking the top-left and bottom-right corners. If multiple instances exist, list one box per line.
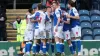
left=68, top=0, right=75, bottom=7
left=38, top=3, right=44, bottom=10
left=28, top=8, right=33, bottom=13
left=43, top=5, right=47, bottom=9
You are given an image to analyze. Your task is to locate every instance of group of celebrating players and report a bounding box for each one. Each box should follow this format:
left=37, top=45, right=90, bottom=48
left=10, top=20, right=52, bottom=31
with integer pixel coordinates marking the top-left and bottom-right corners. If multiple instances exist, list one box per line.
left=23, top=0, right=81, bottom=56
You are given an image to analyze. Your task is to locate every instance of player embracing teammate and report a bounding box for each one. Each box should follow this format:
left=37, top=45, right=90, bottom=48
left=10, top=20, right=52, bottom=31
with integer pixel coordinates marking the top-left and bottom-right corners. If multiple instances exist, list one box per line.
left=51, top=0, right=81, bottom=56
left=23, top=0, right=81, bottom=56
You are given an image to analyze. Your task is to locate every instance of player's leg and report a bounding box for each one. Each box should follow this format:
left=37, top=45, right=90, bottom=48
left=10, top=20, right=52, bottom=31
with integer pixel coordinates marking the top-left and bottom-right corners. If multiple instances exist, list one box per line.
left=72, top=26, right=82, bottom=55
left=54, top=26, right=61, bottom=53
left=64, top=30, right=75, bottom=55
left=32, top=29, right=39, bottom=55
left=24, top=32, right=29, bottom=55
left=51, top=38, right=55, bottom=56
left=59, top=32, right=65, bottom=55
left=40, top=30, right=47, bottom=55
left=28, top=31, right=33, bottom=53
left=24, top=31, right=32, bottom=55
left=58, top=26, right=65, bottom=54
left=59, top=38, right=65, bottom=55
left=19, top=41, right=26, bottom=56
left=70, top=31, right=76, bottom=54
left=50, top=30, right=55, bottom=55
left=46, top=30, right=50, bottom=52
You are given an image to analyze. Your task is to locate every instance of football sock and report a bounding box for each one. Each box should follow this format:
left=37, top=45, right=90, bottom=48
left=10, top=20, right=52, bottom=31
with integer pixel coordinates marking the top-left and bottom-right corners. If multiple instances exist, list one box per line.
left=51, top=43, right=54, bottom=53
left=76, top=39, right=81, bottom=52
left=71, top=40, right=76, bottom=52
left=69, top=44, right=74, bottom=54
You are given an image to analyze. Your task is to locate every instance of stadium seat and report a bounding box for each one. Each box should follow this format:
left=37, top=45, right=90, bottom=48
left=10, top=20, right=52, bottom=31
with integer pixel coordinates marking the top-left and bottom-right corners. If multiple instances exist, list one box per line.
left=82, top=29, right=92, bottom=37
left=81, top=22, right=91, bottom=29
left=91, top=16, right=100, bottom=23
left=93, top=29, right=100, bottom=36
left=92, top=22, right=100, bottom=29
left=94, top=36, right=100, bottom=40
left=82, top=36, right=93, bottom=40
left=90, top=10, right=100, bottom=16
left=80, top=16, right=90, bottom=22
left=79, top=10, right=89, bottom=16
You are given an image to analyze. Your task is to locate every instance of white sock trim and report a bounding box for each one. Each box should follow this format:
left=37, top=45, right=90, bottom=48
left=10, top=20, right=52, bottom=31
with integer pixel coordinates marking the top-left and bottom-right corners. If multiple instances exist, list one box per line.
left=43, top=46, right=46, bottom=48
left=33, top=44, right=36, bottom=46
left=56, top=42, right=59, bottom=44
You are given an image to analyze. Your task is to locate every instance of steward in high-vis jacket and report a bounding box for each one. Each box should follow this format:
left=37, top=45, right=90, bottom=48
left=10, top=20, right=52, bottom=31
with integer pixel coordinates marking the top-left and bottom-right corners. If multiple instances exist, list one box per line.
left=13, top=16, right=27, bottom=42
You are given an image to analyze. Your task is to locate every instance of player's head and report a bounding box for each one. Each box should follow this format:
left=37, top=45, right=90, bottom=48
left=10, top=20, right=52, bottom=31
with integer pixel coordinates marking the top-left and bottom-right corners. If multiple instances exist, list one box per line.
left=43, top=5, right=47, bottom=12
left=28, top=8, right=34, bottom=14
left=46, top=6, right=52, bottom=13
left=32, top=3, right=38, bottom=12
left=52, top=1, right=59, bottom=9
left=38, top=3, right=44, bottom=10
left=68, top=0, right=75, bottom=9
left=51, top=5, right=55, bottom=12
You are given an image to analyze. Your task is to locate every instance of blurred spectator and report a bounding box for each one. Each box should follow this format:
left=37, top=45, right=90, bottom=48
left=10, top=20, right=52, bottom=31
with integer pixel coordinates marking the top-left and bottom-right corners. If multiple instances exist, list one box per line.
left=92, top=0, right=99, bottom=10
left=13, top=16, right=27, bottom=42
left=0, top=0, right=7, bottom=41
left=0, top=0, right=8, bottom=13
left=0, top=13, right=7, bottom=41
left=78, top=0, right=92, bottom=11
left=46, top=0, right=53, bottom=7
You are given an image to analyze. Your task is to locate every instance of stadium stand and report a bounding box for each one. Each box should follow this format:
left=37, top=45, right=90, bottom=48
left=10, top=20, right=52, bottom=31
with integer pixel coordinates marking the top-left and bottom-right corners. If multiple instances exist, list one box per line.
left=91, top=16, right=100, bottom=23
left=94, top=36, right=100, bottom=40
left=92, top=22, right=100, bottom=29
left=80, top=16, right=90, bottom=22
left=79, top=10, right=89, bottom=16
left=90, top=10, right=100, bottom=16
left=93, top=29, right=100, bottom=40
left=81, top=22, right=91, bottom=29
left=79, top=9, right=100, bottom=40
left=81, top=29, right=93, bottom=40
left=82, top=35, right=93, bottom=40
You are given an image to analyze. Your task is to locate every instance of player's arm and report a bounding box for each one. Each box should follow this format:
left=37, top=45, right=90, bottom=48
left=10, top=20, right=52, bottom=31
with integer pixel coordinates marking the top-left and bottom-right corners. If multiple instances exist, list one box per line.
left=31, top=19, right=38, bottom=23
left=27, top=14, right=35, bottom=19
left=31, top=12, right=40, bottom=22
left=31, top=17, right=39, bottom=23
left=63, top=12, right=70, bottom=24
left=64, top=18, right=70, bottom=24
left=56, top=10, right=61, bottom=27
left=68, top=9, right=80, bottom=19
left=69, top=15, right=79, bottom=19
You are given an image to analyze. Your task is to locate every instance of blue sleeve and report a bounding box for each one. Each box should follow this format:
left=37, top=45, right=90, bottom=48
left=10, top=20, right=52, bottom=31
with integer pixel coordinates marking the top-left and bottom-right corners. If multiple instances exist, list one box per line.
left=34, top=12, right=40, bottom=20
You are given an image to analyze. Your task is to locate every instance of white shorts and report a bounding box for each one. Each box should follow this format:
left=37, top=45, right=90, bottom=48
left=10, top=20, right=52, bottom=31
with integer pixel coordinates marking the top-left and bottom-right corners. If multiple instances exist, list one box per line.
left=24, top=30, right=34, bottom=41
left=63, top=30, right=71, bottom=40
left=70, top=25, right=81, bottom=38
left=46, top=29, right=53, bottom=39
left=34, top=29, right=40, bottom=39
left=53, top=26, right=63, bottom=39
left=39, top=29, right=46, bottom=39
